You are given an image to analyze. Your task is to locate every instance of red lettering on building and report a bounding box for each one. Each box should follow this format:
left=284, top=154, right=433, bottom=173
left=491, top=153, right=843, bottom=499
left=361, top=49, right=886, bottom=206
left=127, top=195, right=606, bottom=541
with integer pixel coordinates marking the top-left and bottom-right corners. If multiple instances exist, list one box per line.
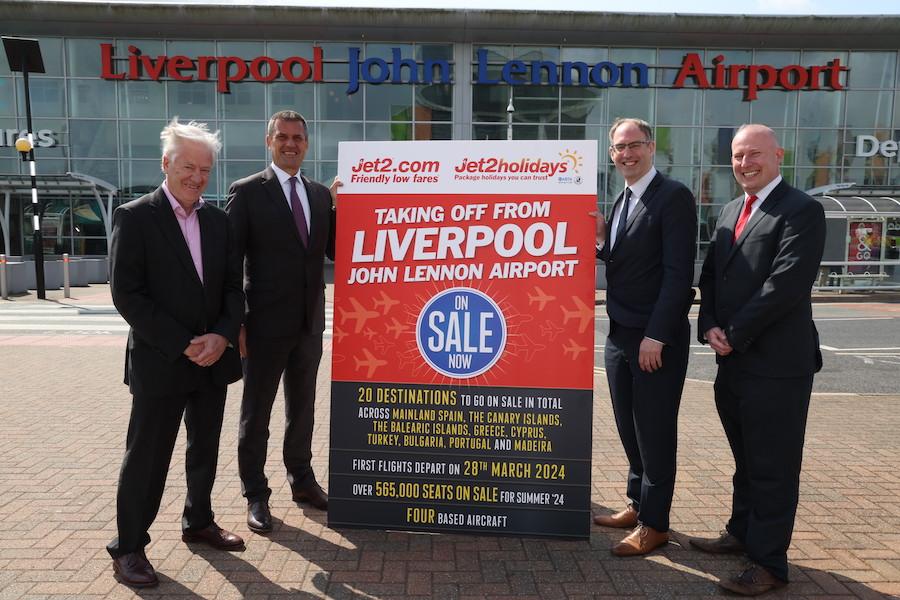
left=672, top=52, right=847, bottom=100
left=99, top=43, right=324, bottom=92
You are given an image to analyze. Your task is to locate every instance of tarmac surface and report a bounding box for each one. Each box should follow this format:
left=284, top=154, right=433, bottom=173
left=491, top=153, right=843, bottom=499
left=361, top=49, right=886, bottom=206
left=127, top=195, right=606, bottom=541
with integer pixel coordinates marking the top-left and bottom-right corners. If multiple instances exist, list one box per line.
left=1, top=285, right=899, bottom=599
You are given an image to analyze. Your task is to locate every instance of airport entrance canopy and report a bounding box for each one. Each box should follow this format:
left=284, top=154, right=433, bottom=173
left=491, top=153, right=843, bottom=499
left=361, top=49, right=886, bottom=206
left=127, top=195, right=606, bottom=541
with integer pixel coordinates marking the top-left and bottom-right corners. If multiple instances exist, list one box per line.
left=811, top=185, right=900, bottom=290
left=0, top=172, right=117, bottom=257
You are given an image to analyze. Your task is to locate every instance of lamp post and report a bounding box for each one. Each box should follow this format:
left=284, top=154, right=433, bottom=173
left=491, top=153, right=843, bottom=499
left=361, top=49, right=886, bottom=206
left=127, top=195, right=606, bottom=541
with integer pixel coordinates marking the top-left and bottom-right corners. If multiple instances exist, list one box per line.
left=2, top=37, right=46, bottom=299
left=506, top=88, right=515, bottom=141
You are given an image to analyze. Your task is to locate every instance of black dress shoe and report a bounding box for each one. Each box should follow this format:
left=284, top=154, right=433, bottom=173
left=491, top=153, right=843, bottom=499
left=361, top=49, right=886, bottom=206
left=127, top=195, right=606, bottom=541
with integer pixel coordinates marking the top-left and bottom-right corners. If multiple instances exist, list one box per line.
left=689, top=530, right=746, bottom=554
left=719, top=563, right=787, bottom=596
left=292, top=481, right=328, bottom=510
left=182, top=522, right=245, bottom=549
left=247, top=500, right=273, bottom=533
left=112, top=551, right=158, bottom=588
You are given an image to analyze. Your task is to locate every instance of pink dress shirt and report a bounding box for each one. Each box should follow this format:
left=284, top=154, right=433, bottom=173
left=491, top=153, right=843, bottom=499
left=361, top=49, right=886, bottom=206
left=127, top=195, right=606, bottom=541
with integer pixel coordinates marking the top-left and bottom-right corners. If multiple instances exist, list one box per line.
left=162, top=181, right=204, bottom=284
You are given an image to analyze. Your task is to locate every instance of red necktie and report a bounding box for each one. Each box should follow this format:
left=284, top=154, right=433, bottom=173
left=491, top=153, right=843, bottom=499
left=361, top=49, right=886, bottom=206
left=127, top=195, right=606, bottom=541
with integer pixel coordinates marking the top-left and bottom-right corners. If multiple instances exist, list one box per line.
left=733, top=194, right=758, bottom=242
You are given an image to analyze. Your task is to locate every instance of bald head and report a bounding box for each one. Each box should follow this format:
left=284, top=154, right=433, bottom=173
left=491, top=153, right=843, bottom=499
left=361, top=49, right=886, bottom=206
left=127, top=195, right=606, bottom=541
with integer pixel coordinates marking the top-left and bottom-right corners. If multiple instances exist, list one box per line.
left=731, top=124, right=784, bottom=195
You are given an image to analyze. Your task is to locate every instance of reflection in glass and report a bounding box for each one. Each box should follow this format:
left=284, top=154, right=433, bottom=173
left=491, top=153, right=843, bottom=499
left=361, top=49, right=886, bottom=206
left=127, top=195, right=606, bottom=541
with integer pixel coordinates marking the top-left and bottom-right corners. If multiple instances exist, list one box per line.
left=366, top=84, right=412, bottom=121
left=561, top=87, right=604, bottom=125
left=416, top=123, right=451, bottom=140
left=416, top=45, right=454, bottom=62
left=512, top=86, right=559, bottom=124
left=318, top=122, right=363, bottom=160
left=656, top=88, right=701, bottom=126
left=71, top=158, right=120, bottom=186
left=16, top=79, right=65, bottom=117
left=848, top=51, right=896, bottom=88
left=513, top=47, right=560, bottom=63
left=167, top=82, right=216, bottom=120
left=845, top=90, right=893, bottom=130
left=222, top=122, right=264, bottom=160
left=221, top=83, right=265, bottom=120
left=560, top=47, right=608, bottom=63
left=703, top=90, right=749, bottom=126
left=472, top=124, right=506, bottom=140
left=120, top=120, right=167, bottom=159
left=121, top=160, right=163, bottom=197
left=844, top=167, right=890, bottom=186
left=749, top=90, right=797, bottom=128
left=796, top=129, right=842, bottom=166
left=269, top=82, right=315, bottom=119
left=608, top=88, right=654, bottom=124
left=320, top=83, right=363, bottom=120
left=753, top=50, right=799, bottom=68
left=798, top=91, right=844, bottom=127
left=795, top=167, right=839, bottom=190
left=70, top=120, right=118, bottom=158
left=415, top=84, right=452, bottom=121
left=119, top=81, right=167, bottom=118
left=702, top=127, right=737, bottom=166
left=473, top=85, right=508, bottom=123
left=610, top=48, right=655, bottom=64
left=69, top=80, right=117, bottom=117
left=655, top=127, right=701, bottom=166
left=0, top=79, right=15, bottom=116
left=67, top=38, right=107, bottom=77
left=365, top=122, right=410, bottom=141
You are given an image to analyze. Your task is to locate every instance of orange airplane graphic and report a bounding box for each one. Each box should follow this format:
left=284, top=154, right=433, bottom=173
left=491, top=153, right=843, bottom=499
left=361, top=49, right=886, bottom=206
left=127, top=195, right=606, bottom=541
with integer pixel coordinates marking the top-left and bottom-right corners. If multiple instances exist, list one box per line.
left=338, top=297, right=380, bottom=333
left=354, top=348, right=388, bottom=378
left=539, top=319, right=564, bottom=340
left=527, top=286, right=556, bottom=311
left=561, top=297, right=594, bottom=333
left=332, top=327, right=348, bottom=343
left=385, top=317, right=408, bottom=339
left=372, top=290, right=400, bottom=314
left=562, top=339, right=588, bottom=360
left=363, top=327, right=377, bottom=340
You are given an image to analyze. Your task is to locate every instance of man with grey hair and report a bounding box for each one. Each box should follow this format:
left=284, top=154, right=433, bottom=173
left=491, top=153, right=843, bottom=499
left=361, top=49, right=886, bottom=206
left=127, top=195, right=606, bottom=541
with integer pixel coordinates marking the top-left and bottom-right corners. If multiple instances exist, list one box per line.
left=107, top=118, right=245, bottom=588
left=594, top=117, right=697, bottom=556
left=227, top=110, right=336, bottom=533
left=693, top=124, right=825, bottom=596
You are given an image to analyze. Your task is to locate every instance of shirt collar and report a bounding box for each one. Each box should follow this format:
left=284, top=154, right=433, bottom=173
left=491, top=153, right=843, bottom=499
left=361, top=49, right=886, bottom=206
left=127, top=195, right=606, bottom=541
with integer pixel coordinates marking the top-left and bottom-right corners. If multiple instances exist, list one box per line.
left=625, top=166, right=657, bottom=199
left=747, top=174, right=783, bottom=204
left=162, top=181, right=204, bottom=216
left=270, top=162, right=302, bottom=187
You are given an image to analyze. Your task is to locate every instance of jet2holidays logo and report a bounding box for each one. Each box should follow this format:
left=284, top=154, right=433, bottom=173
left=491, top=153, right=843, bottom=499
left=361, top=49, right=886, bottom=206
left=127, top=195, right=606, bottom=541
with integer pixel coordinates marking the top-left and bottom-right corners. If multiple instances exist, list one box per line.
left=452, top=149, right=584, bottom=184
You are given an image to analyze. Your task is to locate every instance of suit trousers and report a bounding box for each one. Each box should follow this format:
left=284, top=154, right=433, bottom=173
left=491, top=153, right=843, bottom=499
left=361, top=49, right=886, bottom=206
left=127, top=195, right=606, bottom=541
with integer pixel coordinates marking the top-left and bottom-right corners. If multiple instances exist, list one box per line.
left=604, top=320, right=689, bottom=532
left=106, top=382, right=227, bottom=558
left=715, top=360, right=812, bottom=582
left=238, top=331, right=324, bottom=502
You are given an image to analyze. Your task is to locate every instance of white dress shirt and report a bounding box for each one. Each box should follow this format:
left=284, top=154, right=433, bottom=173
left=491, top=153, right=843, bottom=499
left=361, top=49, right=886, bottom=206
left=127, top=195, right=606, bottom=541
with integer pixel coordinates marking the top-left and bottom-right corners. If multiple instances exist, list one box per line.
left=270, top=162, right=312, bottom=235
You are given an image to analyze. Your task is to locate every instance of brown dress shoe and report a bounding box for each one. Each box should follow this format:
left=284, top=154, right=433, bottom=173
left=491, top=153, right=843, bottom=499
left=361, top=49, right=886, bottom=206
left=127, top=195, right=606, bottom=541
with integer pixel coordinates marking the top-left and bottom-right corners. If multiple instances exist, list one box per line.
left=718, top=563, right=787, bottom=596
left=593, top=504, right=638, bottom=528
left=182, top=523, right=245, bottom=549
left=292, top=481, right=328, bottom=510
left=112, top=551, right=158, bottom=588
left=611, top=524, right=669, bottom=557
left=689, top=530, right=746, bottom=554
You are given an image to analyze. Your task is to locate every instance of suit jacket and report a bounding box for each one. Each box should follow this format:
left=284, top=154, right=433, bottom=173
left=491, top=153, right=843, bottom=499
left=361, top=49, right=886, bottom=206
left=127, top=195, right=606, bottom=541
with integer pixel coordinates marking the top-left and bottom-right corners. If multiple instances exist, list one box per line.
left=698, top=179, right=826, bottom=377
left=225, top=167, right=336, bottom=339
left=109, top=187, right=244, bottom=397
left=598, top=171, right=697, bottom=345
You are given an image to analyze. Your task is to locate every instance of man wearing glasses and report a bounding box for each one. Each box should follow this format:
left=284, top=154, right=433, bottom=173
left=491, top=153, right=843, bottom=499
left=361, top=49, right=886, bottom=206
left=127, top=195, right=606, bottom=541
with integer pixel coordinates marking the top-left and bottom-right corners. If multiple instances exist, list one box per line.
left=594, top=118, right=697, bottom=556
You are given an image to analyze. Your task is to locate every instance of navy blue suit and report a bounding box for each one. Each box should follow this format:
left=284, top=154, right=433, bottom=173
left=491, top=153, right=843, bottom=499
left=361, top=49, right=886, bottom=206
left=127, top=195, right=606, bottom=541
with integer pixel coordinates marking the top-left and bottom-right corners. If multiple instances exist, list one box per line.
left=598, top=171, right=697, bottom=532
left=698, top=179, right=825, bottom=581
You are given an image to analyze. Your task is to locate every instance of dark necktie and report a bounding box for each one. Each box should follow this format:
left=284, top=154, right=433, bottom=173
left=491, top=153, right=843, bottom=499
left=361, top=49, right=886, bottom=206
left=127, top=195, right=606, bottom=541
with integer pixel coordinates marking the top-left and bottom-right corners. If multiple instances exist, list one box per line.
left=288, top=176, right=309, bottom=247
left=733, top=194, right=758, bottom=242
left=614, top=187, right=632, bottom=248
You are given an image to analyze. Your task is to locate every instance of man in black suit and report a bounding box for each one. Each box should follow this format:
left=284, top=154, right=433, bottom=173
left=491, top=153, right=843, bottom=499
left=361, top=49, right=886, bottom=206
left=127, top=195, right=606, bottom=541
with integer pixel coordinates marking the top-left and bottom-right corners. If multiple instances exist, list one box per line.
left=226, top=111, right=336, bottom=533
left=594, top=118, right=697, bottom=556
left=692, top=124, right=826, bottom=596
left=106, top=119, right=245, bottom=588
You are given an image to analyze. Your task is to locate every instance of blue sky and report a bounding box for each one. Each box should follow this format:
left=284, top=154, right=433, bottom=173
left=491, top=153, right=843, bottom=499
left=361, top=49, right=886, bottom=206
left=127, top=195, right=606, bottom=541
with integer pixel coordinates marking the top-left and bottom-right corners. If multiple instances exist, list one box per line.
left=198, top=0, right=897, bottom=15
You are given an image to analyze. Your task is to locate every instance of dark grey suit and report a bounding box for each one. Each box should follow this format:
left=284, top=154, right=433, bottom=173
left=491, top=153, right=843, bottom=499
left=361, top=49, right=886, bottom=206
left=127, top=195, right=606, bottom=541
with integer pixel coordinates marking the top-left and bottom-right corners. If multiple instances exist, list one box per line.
left=226, top=167, right=336, bottom=502
left=598, top=171, right=697, bottom=532
left=698, top=178, right=825, bottom=581
left=107, top=187, right=243, bottom=558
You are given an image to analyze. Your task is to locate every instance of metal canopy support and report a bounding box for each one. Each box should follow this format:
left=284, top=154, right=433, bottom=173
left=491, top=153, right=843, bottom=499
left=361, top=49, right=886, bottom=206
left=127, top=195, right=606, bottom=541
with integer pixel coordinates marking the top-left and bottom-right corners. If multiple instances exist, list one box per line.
left=0, top=191, right=9, bottom=256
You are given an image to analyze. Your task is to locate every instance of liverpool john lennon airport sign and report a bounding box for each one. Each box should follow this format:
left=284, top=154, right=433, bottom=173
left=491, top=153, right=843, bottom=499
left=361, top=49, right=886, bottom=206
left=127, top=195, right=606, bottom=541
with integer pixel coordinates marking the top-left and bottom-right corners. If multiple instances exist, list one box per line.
left=100, top=44, right=848, bottom=100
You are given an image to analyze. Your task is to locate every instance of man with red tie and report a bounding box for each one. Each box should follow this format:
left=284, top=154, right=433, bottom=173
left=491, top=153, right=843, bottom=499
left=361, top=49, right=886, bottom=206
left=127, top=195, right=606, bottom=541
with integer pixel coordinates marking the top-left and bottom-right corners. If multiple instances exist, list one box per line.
left=694, top=124, right=826, bottom=596
left=226, top=111, right=336, bottom=534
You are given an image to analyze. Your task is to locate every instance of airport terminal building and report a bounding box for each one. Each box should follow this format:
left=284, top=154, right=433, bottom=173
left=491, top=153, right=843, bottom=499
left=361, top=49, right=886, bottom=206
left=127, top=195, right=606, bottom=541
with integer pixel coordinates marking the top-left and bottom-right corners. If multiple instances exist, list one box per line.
left=1, top=2, right=899, bottom=285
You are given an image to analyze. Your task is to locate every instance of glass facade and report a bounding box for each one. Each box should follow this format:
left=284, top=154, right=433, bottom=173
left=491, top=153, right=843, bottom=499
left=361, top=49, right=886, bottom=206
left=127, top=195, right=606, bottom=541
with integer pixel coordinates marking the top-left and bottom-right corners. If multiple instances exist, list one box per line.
left=2, top=37, right=899, bottom=258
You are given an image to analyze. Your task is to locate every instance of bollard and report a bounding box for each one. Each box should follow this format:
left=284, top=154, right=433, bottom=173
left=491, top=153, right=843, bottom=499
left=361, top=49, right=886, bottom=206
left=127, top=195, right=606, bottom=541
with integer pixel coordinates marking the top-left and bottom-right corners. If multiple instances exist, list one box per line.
left=0, top=254, right=7, bottom=300
left=63, top=253, right=70, bottom=298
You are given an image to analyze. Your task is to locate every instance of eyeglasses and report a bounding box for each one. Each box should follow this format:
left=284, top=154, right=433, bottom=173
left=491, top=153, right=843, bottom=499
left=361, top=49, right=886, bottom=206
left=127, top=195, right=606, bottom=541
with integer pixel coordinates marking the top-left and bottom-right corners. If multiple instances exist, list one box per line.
left=609, top=140, right=651, bottom=153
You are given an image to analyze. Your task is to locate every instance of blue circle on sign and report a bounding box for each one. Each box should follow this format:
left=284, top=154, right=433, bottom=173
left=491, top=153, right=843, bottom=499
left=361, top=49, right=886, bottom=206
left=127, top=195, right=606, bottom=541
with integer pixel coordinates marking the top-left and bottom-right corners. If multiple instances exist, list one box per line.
left=416, top=288, right=506, bottom=379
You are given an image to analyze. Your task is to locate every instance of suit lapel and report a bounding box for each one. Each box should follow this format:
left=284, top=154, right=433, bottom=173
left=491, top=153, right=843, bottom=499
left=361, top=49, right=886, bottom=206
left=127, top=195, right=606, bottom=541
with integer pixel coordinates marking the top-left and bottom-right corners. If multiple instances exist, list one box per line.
left=609, top=172, right=661, bottom=254
left=723, top=180, right=787, bottom=267
left=149, top=187, right=203, bottom=288
left=262, top=166, right=305, bottom=249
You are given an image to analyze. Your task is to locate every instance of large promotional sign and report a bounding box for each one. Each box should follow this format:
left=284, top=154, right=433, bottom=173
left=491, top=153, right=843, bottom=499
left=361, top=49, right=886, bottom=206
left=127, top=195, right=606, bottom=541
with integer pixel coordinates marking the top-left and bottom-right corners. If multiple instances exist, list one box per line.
left=328, top=140, right=597, bottom=538
left=848, top=220, right=883, bottom=274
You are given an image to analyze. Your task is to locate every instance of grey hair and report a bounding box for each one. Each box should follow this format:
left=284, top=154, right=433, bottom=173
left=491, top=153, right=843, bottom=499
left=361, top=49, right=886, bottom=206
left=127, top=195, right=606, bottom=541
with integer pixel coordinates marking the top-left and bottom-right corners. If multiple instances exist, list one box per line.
left=267, top=110, right=309, bottom=138
left=160, top=117, right=221, bottom=159
left=608, top=117, right=653, bottom=142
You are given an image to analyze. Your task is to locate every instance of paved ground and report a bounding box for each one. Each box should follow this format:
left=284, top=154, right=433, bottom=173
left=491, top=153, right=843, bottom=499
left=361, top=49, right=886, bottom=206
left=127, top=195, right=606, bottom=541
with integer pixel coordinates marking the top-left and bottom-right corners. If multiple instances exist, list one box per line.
left=1, top=286, right=899, bottom=599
